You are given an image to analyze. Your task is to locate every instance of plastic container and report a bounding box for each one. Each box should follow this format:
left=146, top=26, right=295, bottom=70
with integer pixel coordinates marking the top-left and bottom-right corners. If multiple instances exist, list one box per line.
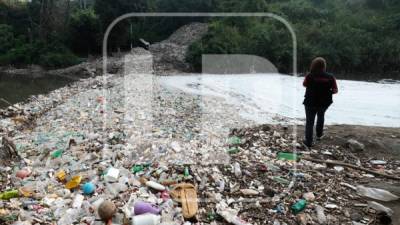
left=234, top=162, right=242, bottom=177
left=132, top=214, right=160, bottom=225
left=145, top=181, right=165, bottom=191
left=55, top=170, right=67, bottom=181
left=104, top=167, right=120, bottom=182
left=134, top=201, right=161, bottom=215
left=132, top=165, right=144, bottom=173
left=82, top=182, right=95, bottom=195
left=0, top=190, right=19, bottom=200
left=273, top=176, right=290, bottom=185
left=227, top=147, right=240, bottom=154
left=65, top=175, right=82, bottom=190
left=228, top=136, right=241, bottom=145
left=291, top=199, right=307, bottom=214
left=277, top=152, right=299, bottom=161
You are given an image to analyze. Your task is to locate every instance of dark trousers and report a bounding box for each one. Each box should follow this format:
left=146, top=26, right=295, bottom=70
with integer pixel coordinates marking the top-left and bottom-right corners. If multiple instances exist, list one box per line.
left=304, top=105, right=328, bottom=146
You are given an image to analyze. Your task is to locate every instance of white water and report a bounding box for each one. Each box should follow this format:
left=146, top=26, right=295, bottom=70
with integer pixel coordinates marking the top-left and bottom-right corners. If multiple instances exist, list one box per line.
left=160, top=74, right=400, bottom=127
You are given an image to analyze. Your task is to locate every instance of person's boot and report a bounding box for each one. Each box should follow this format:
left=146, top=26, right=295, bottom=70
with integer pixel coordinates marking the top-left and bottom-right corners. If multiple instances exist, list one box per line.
left=302, top=140, right=312, bottom=149
left=316, top=134, right=325, bottom=141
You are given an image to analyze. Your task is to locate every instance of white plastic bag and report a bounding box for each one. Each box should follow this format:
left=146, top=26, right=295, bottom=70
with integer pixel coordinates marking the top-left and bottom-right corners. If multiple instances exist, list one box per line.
left=356, top=185, right=399, bottom=202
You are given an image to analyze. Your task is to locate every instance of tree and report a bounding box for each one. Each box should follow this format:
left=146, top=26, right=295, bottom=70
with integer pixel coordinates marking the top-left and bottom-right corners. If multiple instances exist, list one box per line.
left=69, top=8, right=101, bottom=54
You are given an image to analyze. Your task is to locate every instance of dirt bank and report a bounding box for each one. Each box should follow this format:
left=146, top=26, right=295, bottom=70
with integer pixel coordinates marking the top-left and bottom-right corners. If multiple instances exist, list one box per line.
left=290, top=125, right=400, bottom=160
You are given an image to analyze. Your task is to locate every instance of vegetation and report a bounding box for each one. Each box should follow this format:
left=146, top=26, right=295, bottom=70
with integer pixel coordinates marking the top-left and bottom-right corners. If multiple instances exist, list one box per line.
left=0, top=0, right=399, bottom=76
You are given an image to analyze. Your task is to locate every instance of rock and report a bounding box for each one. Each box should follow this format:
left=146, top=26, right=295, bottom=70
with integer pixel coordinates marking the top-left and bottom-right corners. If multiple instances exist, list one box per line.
left=346, top=139, right=365, bottom=152
left=296, top=213, right=308, bottom=225
left=350, top=212, right=363, bottom=221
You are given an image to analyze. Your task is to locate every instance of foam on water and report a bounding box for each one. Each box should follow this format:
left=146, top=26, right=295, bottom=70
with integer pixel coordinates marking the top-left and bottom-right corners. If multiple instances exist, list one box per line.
left=160, top=74, right=400, bottom=127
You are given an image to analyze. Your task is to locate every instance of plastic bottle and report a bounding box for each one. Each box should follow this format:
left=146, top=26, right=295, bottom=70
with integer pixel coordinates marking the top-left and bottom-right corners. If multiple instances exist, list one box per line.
left=218, top=179, right=225, bottom=192
left=234, top=162, right=242, bottom=177
left=277, top=152, right=299, bottom=161
left=134, top=201, right=161, bottom=215
left=146, top=181, right=166, bottom=191
left=0, top=190, right=19, bottom=200
left=227, top=147, right=240, bottom=154
left=315, top=205, right=327, bottom=224
left=184, top=166, right=190, bottom=177
left=65, top=175, right=82, bottom=190
left=273, top=176, right=290, bottom=185
left=132, top=214, right=160, bottom=225
left=291, top=199, right=307, bottom=214
left=356, top=185, right=399, bottom=202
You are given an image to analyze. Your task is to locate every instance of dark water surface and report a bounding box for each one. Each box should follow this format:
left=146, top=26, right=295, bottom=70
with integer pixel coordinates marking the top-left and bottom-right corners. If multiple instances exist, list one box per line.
left=0, top=74, right=72, bottom=108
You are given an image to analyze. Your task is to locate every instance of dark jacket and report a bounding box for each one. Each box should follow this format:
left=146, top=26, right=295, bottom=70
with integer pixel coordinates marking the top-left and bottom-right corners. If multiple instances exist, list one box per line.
left=303, top=72, right=338, bottom=107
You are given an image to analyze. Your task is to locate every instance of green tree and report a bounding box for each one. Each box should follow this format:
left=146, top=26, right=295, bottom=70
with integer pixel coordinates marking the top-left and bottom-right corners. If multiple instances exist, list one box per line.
left=69, top=9, right=101, bottom=55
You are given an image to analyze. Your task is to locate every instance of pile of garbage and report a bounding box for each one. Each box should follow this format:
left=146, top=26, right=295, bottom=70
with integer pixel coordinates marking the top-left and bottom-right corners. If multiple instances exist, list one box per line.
left=1, top=118, right=399, bottom=225
left=149, top=22, right=208, bottom=74
left=1, top=52, right=400, bottom=225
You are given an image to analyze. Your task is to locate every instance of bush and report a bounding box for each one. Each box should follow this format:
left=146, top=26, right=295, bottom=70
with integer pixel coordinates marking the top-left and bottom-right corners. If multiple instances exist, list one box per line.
left=38, top=52, right=81, bottom=69
left=0, top=40, right=80, bottom=69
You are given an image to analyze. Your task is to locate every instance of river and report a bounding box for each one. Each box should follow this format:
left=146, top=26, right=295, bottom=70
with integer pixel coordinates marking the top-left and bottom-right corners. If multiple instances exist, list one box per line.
left=0, top=74, right=72, bottom=108
left=1, top=73, right=399, bottom=127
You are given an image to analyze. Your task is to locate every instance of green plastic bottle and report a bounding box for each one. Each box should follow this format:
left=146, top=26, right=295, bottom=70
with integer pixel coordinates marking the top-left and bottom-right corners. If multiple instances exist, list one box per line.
left=0, top=190, right=19, bottom=200
left=273, top=176, right=290, bottom=185
left=51, top=149, right=63, bottom=158
left=291, top=199, right=307, bottom=214
left=227, top=147, right=240, bottom=154
left=277, top=152, right=300, bottom=161
left=131, top=165, right=144, bottom=173
left=184, top=167, right=190, bottom=177
left=228, top=136, right=241, bottom=145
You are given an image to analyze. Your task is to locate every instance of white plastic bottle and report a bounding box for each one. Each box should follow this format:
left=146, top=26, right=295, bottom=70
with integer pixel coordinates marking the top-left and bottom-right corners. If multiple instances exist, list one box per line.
left=234, top=162, right=242, bottom=178
left=132, top=213, right=161, bottom=225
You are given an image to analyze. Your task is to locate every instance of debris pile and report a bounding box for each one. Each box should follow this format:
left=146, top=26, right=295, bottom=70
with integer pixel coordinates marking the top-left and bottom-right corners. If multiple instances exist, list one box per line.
left=150, top=22, right=208, bottom=74
left=0, top=48, right=399, bottom=225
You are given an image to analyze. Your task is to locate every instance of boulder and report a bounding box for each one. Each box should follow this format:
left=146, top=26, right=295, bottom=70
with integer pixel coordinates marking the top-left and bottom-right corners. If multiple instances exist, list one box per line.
left=346, top=139, right=365, bottom=152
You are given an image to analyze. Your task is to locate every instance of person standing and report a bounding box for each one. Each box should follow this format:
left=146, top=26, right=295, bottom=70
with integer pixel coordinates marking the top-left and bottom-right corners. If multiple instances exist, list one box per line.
left=302, top=57, right=338, bottom=148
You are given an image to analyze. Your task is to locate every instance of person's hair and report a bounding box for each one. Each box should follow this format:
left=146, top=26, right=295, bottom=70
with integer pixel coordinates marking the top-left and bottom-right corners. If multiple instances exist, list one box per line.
left=310, top=57, right=327, bottom=74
